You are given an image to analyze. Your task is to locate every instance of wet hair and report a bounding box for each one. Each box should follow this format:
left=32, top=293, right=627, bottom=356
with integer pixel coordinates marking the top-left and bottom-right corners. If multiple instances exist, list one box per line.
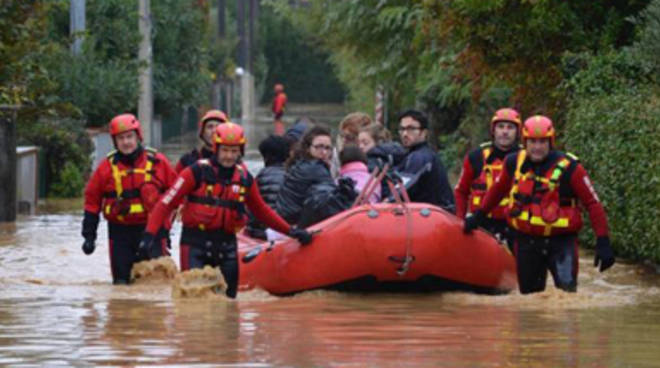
left=286, top=125, right=332, bottom=168
left=258, top=135, right=291, bottom=166
left=359, top=123, right=391, bottom=145
left=339, top=144, right=367, bottom=166
left=398, top=109, right=428, bottom=130
left=339, top=112, right=373, bottom=137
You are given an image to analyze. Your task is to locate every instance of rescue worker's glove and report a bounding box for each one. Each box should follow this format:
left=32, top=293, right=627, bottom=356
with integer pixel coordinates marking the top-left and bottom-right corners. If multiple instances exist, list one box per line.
left=289, top=226, right=313, bottom=246
left=594, top=236, right=615, bottom=272
left=81, top=211, right=99, bottom=255
left=463, top=210, right=484, bottom=234
left=81, top=239, right=95, bottom=255
left=137, top=232, right=155, bottom=261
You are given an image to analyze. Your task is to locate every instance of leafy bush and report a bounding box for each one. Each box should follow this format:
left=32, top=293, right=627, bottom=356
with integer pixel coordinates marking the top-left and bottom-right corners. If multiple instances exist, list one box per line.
left=562, top=47, right=660, bottom=262
left=17, top=119, right=92, bottom=198
left=564, top=90, right=660, bottom=262
left=50, top=162, right=86, bottom=198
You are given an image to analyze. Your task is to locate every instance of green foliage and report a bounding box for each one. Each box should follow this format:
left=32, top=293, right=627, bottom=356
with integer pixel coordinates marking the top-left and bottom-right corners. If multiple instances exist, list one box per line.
left=260, top=4, right=345, bottom=103
left=50, top=162, right=86, bottom=198
left=563, top=89, right=660, bottom=262
left=17, top=119, right=92, bottom=198
left=562, top=35, right=660, bottom=261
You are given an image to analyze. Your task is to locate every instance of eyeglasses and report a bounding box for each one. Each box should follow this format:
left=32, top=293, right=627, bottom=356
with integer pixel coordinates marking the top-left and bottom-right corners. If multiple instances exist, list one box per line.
left=398, top=126, right=423, bottom=133
left=311, top=144, right=333, bottom=151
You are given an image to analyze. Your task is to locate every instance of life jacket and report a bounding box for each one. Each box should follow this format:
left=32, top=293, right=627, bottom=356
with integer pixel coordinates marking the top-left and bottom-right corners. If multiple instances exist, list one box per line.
left=103, top=147, right=161, bottom=224
left=468, top=142, right=514, bottom=219
left=507, top=150, right=582, bottom=236
left=180, top=161, right=249, bottom=233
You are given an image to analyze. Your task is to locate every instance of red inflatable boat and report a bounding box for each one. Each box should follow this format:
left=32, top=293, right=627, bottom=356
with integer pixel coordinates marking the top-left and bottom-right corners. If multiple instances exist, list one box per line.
left=238, top=203, right=517, bottom=295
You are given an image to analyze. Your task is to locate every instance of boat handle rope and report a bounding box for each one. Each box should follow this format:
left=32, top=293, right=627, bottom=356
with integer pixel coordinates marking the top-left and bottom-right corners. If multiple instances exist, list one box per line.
left=386, top=180, right=414, bottom=276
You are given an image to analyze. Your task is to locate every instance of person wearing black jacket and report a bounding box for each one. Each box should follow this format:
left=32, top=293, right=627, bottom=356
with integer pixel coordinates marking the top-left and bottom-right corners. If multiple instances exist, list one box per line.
left=246, top=135, right=290, bottom=239
left=276, top=126, right=356, bottom=226
left=396, top=109, right=455, bottom=212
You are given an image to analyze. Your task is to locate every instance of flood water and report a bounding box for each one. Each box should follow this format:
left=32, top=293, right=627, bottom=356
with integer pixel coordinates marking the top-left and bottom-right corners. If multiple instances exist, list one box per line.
left=2, top=204, right=660, bottom=367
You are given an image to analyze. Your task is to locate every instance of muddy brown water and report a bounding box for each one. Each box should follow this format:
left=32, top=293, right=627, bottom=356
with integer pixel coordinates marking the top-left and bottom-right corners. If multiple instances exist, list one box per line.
left=2, top=203, right=660, bottom=367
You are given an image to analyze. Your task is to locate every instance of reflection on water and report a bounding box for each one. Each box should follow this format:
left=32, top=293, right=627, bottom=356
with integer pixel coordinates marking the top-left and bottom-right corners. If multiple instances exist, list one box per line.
left=1, top=206, right=660, bottom=366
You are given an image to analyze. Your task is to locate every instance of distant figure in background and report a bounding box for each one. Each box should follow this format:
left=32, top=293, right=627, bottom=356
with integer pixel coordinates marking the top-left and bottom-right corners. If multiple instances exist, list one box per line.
left=272, top=83, right=288, bottom=136
left=175, top=109, right=228, bottom=173
left=246, top=135, right=291, bottom=239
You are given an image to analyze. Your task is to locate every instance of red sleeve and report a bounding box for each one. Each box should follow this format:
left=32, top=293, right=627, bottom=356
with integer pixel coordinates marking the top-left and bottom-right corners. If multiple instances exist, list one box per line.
left=245, top=179, right=291, bottom=234
left=83, top=161, right=108, bottom=214
left=454, top=155, right=474, bottom=219
left=175, top=159, right=185, bottom=174
left=570, top=164, right=609, bottom=237
left=479, top=166, right=514, bottom=215
left=145, top=168, right=197, bottom=235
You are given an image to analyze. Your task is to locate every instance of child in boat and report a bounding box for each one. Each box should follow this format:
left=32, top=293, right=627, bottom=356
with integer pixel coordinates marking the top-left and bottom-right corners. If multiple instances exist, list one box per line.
left=339, top=144, right=381, bottom=203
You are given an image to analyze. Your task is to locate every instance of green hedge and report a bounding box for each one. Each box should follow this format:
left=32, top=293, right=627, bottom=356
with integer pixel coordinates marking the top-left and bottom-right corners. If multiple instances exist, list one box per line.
left=563, top=90, right=660, bottom=262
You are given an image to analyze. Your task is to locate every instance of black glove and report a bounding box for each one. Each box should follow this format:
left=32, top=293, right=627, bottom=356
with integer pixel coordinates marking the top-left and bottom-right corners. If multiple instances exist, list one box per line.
left=137, top=232, right=155, bottom=260
left=81, top=238, right=95, bottom=255
left=594, top=236, right=615, bottom=272
left=337, top=177, right=358, bottom=200
left=289, top=226, right=313, bottom=246
left=463, top=210, right=484, bottom=234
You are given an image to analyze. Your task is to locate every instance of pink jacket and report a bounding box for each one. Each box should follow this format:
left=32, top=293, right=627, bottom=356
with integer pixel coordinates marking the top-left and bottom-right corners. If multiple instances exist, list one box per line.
left=339, top=161, right=381, bottom=204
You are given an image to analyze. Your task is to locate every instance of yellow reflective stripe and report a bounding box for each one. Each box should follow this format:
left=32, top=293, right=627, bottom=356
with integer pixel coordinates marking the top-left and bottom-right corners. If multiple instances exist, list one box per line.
left=105, top=205, right=111, bottom=215
left=529, top=216, right=569, bottom=228
left=129, top=203, right=145, bottom=214
left=144, top=159, right=153, bottom=182
left=499, top=198, right=510, bottom=206
left=110, top=162, right=124, bottom=198
left=472, top=196, right=481, bottom=206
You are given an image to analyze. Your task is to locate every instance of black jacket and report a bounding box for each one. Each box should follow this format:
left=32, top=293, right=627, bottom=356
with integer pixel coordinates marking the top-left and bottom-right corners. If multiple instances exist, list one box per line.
left=366, top=141, right=406, bottom=172
left=246, top=164, right=286, bottom=239
left=397, top=141, right=455, bottom=212
left=366, top=142, right=406, bottom=199
left=275, top=159, right=335, bottom=225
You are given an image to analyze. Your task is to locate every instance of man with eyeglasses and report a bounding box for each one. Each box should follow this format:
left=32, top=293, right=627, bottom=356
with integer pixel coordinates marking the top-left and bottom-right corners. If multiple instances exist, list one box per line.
left=396, top=109, right=455, bottom=212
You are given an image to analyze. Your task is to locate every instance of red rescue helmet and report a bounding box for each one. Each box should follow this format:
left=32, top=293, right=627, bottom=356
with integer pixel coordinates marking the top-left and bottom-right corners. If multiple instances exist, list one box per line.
left=213, top=122, right=246, bottom=154
left=522, top=115, right=555, bottom=147
left=274, top=83, right=284, bottom=93
left=198, top=109, right=228, bottom=140
left=490, top=108, right=521, bottom=135
left=109, top=113, right=143, bottom=141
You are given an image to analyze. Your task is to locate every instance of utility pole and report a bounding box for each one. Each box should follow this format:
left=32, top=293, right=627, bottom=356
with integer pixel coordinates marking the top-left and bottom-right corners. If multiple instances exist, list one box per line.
left=70, top=0, right=85, bottom=55
left=0, top=106, right=18, bottom=222
left=237, top=0, right=256, bottom=147
left=211, top=0, right=226, bottom=110
left=138, top=0, right=153, bottom=146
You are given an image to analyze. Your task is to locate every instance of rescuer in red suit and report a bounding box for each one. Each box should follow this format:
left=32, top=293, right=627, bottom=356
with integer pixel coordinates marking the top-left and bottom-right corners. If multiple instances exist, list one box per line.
left=175, top=109, right=229, bottom=173
left=464, top=115, right=615, bottom=294
left=81, top=114, right=178, bottom=284
left=272, top=83, right=287, bottom=135
left=140, top=122, right=313, bottom=298
left=454, top=108, right=522, bottom=249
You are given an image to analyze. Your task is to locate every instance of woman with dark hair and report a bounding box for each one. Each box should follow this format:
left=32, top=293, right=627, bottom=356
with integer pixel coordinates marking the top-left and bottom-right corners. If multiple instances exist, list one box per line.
left=276, top=126, right=358, bottom=227
left=276, top=126, right=336, bottom=225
